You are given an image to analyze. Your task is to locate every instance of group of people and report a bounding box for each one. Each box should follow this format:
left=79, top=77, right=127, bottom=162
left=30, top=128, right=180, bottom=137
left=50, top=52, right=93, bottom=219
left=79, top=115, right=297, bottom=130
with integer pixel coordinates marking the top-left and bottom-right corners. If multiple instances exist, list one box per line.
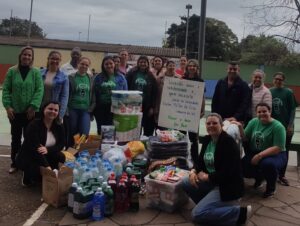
left=182, top=62, right=297, bottom=225
left=1, top=46, right=201, bottom=185
left=1, top=46, right=298, bottom=225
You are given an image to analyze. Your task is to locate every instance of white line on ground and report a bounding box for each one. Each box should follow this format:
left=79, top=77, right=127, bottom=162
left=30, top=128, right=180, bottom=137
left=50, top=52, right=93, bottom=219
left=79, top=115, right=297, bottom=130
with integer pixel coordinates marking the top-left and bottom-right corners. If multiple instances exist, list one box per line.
left=23, top=203, right=48, bottom=226
left=0, top=154, right=10, bottom=157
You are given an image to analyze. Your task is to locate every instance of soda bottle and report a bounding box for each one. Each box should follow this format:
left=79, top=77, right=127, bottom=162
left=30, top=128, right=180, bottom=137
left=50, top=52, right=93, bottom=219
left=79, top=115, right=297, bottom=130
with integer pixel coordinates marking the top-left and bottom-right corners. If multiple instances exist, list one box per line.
left=92, top=187, right=105, bottom=221
left=68, top=182, right=78, bottom=212
left=129, top=178, right=140, bottom=212
left=107, top=173, right=117, bottom=197
left=104, top=185, right=114, bottom=216
left=115, top=179, right=128, bottom=213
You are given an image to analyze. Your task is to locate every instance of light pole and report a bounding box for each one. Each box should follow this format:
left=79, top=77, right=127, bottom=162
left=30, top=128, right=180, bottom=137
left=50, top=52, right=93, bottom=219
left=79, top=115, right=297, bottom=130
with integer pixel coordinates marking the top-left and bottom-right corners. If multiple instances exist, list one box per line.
left=184, top=4, right=192, bottom=56
left=27, top=0, right=33, bottom=43
left=78, top=31, right=82, bottom=41
left=198, top=0, right=207, bottom=79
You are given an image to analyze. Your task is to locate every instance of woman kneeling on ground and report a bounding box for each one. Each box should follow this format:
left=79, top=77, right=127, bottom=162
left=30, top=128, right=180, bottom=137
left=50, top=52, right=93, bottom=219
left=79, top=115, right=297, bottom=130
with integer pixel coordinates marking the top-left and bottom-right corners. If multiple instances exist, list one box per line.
left=234, top=102, right=287, bottom=198
left=181, top=113, right=250, bottom=226
left=17, top=101, right=65, bottom=186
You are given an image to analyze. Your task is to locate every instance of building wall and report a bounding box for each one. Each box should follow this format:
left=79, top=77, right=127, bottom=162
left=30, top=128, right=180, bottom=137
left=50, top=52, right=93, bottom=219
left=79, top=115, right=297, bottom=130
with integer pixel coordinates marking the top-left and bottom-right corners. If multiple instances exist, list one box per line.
left=33, top=48, right=104, bottom=73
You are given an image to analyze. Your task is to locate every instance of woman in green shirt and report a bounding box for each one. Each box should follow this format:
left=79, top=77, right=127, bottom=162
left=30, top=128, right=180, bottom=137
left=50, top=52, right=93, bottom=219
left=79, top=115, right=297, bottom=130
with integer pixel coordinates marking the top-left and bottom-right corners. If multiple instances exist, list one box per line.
left=68, top=57, right=94, bottom=146
left=2, top=46, right=44, bottom=174
left=235, top=102, right=287, bottom=198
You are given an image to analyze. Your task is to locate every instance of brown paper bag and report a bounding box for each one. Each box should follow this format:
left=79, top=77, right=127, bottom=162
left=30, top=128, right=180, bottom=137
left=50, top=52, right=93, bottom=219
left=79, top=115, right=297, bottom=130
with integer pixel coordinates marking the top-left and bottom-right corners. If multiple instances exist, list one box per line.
left=41, top=165, right=73, bottom=207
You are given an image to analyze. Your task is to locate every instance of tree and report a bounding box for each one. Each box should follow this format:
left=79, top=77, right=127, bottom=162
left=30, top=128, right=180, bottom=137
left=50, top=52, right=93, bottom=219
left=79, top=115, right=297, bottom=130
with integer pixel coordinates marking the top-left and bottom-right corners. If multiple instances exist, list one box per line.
left=240, top=35, right=289, bottom=65
left=165, top=15, right=240, bottom=61
left=0, top=17, right=46, bottom=38
left=244, top=0, right=300, bottom=45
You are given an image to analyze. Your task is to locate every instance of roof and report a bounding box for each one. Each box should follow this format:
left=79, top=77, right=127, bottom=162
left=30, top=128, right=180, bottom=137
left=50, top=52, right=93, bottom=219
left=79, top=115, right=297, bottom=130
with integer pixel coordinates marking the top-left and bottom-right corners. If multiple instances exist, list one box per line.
left=0, top=35, right=182, bottom=58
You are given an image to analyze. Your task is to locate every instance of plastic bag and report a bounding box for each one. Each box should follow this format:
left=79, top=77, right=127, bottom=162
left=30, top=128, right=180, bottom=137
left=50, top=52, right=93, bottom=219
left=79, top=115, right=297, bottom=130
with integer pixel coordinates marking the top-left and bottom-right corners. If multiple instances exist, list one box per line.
left=102, top=146, right=127, bottom=166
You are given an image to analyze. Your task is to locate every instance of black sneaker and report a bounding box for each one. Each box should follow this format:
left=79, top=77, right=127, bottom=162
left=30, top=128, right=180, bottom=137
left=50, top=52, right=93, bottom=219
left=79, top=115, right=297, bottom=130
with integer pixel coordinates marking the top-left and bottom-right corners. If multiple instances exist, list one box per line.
left=263, top=189, right=275, bottom=198
left=21, top=171, right=32, bottom=187
left=278, top=177, right=290, bottom=186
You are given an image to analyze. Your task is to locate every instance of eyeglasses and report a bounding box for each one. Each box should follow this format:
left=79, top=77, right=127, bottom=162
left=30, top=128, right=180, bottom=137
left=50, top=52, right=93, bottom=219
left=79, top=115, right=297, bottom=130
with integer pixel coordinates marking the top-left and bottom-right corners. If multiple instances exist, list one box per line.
left=274, top=78, right=284, bottom=82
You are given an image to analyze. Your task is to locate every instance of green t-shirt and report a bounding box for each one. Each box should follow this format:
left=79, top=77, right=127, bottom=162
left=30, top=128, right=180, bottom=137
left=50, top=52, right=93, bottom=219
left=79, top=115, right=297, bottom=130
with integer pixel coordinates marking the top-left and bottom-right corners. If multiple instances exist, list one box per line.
left=270, top=87, right=298, bottom=128
left=204, top=140, right=216, bottom=173
left=69, top=74, right=90, bottom=110
left=245, top=118, right=286, bottom=153
left=99, top=75, right=117, bottom=104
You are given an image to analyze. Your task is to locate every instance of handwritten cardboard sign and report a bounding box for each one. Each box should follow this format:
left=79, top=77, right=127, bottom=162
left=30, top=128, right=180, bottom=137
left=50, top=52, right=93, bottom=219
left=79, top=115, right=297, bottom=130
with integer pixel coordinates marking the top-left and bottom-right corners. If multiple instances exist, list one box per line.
left=158, top=77, right=204, bottom=133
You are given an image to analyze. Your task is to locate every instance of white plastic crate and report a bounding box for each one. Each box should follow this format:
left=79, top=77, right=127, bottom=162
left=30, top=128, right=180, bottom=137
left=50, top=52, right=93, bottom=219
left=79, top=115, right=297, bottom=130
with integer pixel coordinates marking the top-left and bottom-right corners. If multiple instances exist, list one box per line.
left=145, top=173, right=189, bottom=212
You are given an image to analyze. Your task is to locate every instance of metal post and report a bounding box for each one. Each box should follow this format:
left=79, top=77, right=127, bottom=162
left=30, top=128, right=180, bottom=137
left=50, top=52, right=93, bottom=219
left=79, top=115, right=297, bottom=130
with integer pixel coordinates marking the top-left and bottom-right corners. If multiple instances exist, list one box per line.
left=78, top=32, right=82, bottom=41
left=27, top=0, right=33, bottom=43
left=9, top=9, right=13, bottom=37
left=198, top=0, right=207, bottom=79
left=184, top=4, right=192, bottom=56
left=87, top=14, right=91, bottom=42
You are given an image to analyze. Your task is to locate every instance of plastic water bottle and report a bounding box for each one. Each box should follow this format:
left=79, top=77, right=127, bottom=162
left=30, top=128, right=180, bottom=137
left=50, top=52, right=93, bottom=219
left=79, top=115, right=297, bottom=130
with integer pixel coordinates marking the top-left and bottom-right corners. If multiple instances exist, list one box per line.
left=98, top=175, right=104, bottom=185
left=73, top=168, right=80, bottom=183
left=92, top=187, right=105, bottom=221
left=104, top=185, right=114, bottom=216
left=129, top=178, right=140, bottom=212
left=68, top=182, right=78, bottom=212
left=80, top=168, right=93, bottom=183
left=113, top=158, right=123, bottom=179
left=90, top=163, right=99, bottom=178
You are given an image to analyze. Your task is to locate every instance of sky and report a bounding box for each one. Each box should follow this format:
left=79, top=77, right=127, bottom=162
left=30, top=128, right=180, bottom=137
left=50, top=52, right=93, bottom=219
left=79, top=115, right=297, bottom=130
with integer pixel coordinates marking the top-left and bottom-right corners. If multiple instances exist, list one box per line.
left=0, top=0, right=251, bottom=47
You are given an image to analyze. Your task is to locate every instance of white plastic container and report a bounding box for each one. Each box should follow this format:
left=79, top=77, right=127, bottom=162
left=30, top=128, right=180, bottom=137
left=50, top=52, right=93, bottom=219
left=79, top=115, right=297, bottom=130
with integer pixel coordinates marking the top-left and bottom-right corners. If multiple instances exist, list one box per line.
left=145, top=174, right=189, bottom=213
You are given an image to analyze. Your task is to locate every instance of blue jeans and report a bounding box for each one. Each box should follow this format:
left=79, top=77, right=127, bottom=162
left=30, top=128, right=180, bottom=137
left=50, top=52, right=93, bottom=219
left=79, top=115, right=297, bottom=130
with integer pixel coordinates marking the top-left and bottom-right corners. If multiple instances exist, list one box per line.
left=68, top=109, right=91, bottom=138
left=242, top=151, right=287, bottom=192
left=181, top=177, right=241, bottom=226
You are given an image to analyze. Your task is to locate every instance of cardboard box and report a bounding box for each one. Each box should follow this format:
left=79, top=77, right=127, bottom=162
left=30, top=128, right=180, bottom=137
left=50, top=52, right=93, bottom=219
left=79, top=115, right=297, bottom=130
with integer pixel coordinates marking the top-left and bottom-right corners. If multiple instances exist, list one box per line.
left=41, top=165, right=73, bottom=207
left=145, top=174, right=188, bottom=212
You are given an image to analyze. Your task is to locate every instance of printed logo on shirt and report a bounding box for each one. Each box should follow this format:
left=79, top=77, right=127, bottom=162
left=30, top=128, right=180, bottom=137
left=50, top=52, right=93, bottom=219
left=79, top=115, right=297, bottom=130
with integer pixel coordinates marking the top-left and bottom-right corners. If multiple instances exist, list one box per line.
left=254, top=131, right=264, bottom=150
left=272, top=98, right=283, bottom=114
left=77, top=83, right=88, bottom=97
left=135, top=77, right=147, bottom=91
left=204, top=152, right=214, bottom=169
left=100, top=80, right=116, bottom=102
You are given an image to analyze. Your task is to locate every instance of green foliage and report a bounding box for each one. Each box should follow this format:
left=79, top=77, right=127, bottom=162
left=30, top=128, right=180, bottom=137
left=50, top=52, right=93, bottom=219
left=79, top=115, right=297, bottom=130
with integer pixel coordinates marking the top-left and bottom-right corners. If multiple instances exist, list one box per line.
left=165, top=15, right=240, bottom=61
left=0, top=17, right=46, bottom=38
left=240, top=35, right=288, bottom=66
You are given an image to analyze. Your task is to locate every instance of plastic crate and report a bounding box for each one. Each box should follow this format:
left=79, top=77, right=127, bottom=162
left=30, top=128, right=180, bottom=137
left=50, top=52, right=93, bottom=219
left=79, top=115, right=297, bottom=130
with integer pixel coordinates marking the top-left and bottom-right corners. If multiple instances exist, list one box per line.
left=145, top=173, right=189, bottom=212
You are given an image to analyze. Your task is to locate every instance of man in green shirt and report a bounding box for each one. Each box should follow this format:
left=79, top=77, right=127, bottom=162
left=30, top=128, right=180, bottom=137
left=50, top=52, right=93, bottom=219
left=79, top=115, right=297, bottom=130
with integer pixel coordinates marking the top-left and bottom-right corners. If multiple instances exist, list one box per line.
left=270, top=72, right=298, bottom=186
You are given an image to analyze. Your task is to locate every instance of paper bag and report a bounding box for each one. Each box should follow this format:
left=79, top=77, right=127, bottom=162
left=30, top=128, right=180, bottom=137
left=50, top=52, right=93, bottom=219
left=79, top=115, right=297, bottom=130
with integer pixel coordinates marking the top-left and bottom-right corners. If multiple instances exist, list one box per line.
left=41, top=165, right=73, bottom=207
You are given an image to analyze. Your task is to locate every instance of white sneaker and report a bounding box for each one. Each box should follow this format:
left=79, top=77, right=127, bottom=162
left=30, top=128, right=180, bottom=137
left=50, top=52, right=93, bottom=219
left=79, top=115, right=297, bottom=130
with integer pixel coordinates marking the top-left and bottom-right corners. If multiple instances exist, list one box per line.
left=9, top=167, right=17, bottom=174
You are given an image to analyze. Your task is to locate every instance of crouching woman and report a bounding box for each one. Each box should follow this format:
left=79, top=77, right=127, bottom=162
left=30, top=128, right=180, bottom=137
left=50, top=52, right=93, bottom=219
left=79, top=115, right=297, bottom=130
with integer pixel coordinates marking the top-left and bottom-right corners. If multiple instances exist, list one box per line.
left=181, top=113, right=249, bottom=226
left=17, top=101, right=65, bottom=186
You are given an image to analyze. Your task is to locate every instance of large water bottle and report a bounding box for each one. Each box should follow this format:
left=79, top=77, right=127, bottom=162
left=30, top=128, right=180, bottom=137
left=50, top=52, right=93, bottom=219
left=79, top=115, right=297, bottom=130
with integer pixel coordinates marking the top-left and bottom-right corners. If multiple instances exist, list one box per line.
left=68, top=182, right=78, bottom=212
left=92, top=187, right=105, bottom=221
left=73, top=187, right=94, bottom=219
left=80, top=168, right=93, bottom=183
